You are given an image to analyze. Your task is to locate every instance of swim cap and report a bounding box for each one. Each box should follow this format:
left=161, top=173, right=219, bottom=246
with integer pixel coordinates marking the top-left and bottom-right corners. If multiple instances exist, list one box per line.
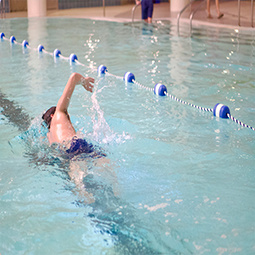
left=42, top=106, right=56, bottom=128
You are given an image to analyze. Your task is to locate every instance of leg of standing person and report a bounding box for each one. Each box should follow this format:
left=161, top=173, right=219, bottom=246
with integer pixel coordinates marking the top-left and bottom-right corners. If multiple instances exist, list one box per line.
left=207, top=0, right=212, bottom=18
left=147, top=0, right=153, bottom=24
left=215, top=0, right=224, bottom=19
left=141, top=0, right=149, bottom=23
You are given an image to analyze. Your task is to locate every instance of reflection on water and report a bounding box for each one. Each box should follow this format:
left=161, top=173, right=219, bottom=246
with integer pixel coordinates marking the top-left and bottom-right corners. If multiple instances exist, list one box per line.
left=1, top=18, right=255, bottom=254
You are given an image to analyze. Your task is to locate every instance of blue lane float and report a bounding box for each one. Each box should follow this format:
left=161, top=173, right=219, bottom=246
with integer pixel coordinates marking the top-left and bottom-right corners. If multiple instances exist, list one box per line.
left=98, top=65, right=107, bottom=76
left=10, top=36, right=16, bottom=43
left=213, top=103, right=230, bottom=119
left=154, top=83, right=167, bottom=96
left=53, top=49, right=61, bottom=57
left=22, top=40, right=29, bottom=48
left=38, top=44, right=44, bottom=52
left=1, top=32, right=254, bottom=132
left=69, top=53, right=78, bottom=64
left=124, top=72, right=135, bottom=83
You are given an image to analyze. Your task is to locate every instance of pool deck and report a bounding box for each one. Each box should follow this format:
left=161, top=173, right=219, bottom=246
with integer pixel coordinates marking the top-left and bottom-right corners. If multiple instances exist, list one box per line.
left=2, top=1, right=255, bottom=30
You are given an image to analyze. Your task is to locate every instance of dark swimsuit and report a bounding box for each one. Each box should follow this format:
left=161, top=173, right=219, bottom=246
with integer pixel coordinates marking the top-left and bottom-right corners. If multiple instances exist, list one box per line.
left=66, top=137, right=106, bottom=158
left=66, top=137, right=94, bottom=155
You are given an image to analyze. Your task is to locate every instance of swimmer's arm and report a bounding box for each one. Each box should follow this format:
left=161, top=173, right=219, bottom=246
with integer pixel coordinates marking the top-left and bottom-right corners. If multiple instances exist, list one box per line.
left=56, top=72, right=94, bottom=113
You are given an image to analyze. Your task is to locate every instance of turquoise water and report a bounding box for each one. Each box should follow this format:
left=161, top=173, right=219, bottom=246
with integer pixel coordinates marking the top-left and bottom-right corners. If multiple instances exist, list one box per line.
left=0, top=18, right=255, bottom=254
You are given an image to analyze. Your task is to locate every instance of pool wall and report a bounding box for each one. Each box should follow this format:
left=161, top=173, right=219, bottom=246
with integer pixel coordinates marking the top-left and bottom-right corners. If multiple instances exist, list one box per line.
left=58, top=0, right=169, bottom=10
left=59, top=0, right=135, bottom=9
left=4, top=0, right=169, bottom=12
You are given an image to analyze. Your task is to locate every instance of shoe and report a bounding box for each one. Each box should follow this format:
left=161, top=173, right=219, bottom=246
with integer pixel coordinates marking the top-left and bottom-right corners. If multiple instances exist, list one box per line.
left=217, top=13, right=224, bottom=19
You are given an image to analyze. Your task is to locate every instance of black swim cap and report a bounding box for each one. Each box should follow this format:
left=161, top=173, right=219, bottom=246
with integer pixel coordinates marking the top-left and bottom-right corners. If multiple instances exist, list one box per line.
left=42, top=106, right=56, bottom=129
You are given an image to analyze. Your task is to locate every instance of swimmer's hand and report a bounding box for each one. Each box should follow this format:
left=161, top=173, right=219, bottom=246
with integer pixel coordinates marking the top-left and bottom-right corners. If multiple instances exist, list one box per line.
left=81, top=77, right=94, bottom=93
left=55, top=73, right=95, bottom=115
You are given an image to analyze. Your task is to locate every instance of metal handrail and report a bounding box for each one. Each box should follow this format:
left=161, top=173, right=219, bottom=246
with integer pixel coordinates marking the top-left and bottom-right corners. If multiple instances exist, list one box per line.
left=189, top=0, right=206, bottom=33
left=238, top=0, right=241, bottom=26
left=238, top=0, right=254, bottom=27
left=103, top=0, right=105, bottom=17
left=177, top=0, right=197, bottom=34
left=251, top=0, right=254, bottom=27
left=132, top=4, right=139, bottom=22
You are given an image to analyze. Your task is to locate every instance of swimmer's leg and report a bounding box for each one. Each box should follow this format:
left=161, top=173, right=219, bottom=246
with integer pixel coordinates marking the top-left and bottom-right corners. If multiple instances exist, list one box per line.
left=69, top=160, right=95, bottom=204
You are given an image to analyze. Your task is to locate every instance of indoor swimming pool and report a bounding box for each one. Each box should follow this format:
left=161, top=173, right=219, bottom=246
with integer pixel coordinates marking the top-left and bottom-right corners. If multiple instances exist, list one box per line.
left=0, top=18, right=255, bottom=254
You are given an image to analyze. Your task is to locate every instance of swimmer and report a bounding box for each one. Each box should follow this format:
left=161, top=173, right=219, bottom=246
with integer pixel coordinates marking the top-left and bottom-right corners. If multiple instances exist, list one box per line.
left=42, top=72, right=95, bottom=155
left=42, top=72, right=114, bottom=202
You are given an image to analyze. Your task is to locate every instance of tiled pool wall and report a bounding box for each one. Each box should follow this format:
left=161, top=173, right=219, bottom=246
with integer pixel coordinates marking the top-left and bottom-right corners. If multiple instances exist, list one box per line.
left=59, top=0, right=169, bottom=9
left=1, top=0, right=10, bottom=12
left=2, top=0, right=246, bottom=13
left=3, top=0, right=169, bottom=12
left=60, top=0, right=127, bottom=9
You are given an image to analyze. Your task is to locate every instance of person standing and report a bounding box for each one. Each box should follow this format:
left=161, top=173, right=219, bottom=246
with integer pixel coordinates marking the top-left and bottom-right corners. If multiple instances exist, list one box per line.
left=207, top=0, right=224, bottom=19
left=136, top=0, right=154, bottom=24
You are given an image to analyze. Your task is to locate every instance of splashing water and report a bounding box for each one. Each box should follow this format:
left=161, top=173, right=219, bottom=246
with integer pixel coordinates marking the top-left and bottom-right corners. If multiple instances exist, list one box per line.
left=89, top=79, right=131, bottom=145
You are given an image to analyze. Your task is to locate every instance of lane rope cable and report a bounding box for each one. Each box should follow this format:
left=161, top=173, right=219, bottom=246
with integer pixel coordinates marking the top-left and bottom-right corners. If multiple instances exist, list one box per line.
left=1, top=32, right=254, bottom=132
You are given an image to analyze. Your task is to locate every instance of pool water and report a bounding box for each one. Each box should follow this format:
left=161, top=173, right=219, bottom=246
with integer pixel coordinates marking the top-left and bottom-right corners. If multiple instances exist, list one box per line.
left=0, top=18, right=255, bottom=254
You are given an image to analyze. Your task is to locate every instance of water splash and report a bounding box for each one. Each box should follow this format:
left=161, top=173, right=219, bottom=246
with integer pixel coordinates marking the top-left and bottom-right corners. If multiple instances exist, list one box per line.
left=89, top=79, right=131, bottom=145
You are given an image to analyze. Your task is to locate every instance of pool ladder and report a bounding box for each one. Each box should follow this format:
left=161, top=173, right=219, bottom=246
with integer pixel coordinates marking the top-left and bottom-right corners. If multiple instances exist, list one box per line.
left=238, top=0, right=254, bottom=27
left=177, top=0, right=207, bottom=35
left=132, top=4, right=139, bottom=22
left=177, top=0, right=255, bottom=34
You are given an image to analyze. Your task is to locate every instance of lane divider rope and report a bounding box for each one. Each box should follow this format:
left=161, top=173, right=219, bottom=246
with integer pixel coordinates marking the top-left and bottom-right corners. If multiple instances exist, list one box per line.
left=1, top=32, right=254, bottom=132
